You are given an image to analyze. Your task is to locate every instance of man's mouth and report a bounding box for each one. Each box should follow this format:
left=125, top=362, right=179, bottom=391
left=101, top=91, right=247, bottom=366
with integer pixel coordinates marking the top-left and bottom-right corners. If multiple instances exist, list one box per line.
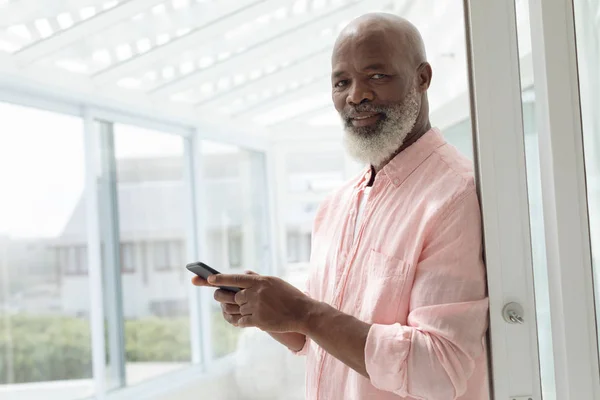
left=352, top=113, right=378, bottom=120
left=349, top=112, right=383, bottom=127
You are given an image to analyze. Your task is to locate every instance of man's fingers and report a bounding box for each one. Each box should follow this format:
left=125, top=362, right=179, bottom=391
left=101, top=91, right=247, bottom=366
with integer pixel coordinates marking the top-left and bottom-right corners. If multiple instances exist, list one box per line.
left=239, top=303, right=253, bottom=316
left=234, top=290, right=248, bottom=305
left=221, top=303, right=241, bottom=315
left=224, top=313, right=242, bottom=326
left=191, top=275, right=210, bottom=287
left=237, top=315, right=255, bottom=328
left=207, top=274, right=259, bottom=288
left=214, top=289, right=237, bottom=304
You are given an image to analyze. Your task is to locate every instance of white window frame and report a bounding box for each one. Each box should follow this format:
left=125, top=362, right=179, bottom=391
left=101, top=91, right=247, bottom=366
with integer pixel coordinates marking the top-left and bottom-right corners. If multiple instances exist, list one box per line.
left=464, top=0, right=542, bottom=398
left=0, top=83, right=272, bottom=398
left=528, top=0, right=600, bottom=397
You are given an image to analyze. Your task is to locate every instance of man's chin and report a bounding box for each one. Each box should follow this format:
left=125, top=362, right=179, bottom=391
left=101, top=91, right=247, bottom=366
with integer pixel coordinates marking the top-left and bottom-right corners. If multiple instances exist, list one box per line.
left=343, top=125, right=409, bottom=168
left=344, top=125, right=381, bottom=138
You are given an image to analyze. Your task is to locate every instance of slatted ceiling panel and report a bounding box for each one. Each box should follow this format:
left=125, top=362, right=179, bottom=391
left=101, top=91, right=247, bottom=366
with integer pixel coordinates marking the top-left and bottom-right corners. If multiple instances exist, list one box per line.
left=197, top=52, right=331, bottom=109
left=0, top=0, right=113, bottom=27
left=90, top=0, right=265, bottom=83
left=0, top=0, right=122, bottom=54
left=145, top=0, right=382, bottom=97
left=31, top=0, right=219, bottom=75
left=0, top=0, right=483, bottom=133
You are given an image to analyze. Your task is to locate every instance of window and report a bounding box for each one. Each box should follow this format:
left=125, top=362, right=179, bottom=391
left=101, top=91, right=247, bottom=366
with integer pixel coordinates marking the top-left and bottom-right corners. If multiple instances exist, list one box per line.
left=227, top=231, right=242, bottom=268
left=573, top=0, right=600, bottom=387
left=200, top=142, right=271, bottom=361
left=152, top=241, right=170, bottom=271
left=287, top=232, right=300, bottom=263
left=121, top=243, right=135, bottom=273
left=0, top=102, right=93, bottom=399
left=169, top=240, right=183, bottom=270
left=113, top=123, right=190, bottom=387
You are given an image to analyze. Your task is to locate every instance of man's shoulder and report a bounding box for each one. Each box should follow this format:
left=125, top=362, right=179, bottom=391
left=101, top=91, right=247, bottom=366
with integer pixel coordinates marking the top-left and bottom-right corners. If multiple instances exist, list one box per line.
left=408, top=141, right=479, bottom=223
left=433, top=141, right=476, bottom=186
left=426, top=141, right=477, bottom=200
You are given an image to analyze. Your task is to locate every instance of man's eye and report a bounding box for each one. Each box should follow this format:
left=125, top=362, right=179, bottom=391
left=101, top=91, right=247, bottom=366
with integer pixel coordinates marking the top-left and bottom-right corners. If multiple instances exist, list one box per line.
left=371, top=74, right=386, bottom=79
left=335, top=80, right=348, bottom=88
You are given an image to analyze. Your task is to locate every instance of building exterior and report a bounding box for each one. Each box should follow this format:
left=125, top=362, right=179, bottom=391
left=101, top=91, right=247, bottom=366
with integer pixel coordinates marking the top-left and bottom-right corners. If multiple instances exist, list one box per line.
left=2, top=152, right=328, bottom=319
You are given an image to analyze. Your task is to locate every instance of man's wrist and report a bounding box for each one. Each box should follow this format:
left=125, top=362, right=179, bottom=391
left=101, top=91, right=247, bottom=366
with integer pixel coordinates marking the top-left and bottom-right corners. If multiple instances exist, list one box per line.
left=297, top=298, right=330, bottom=335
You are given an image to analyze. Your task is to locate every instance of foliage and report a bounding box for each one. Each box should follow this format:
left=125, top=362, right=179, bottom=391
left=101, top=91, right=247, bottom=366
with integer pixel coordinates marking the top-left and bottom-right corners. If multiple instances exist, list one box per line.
left=0, top=312, right=240, bottom=384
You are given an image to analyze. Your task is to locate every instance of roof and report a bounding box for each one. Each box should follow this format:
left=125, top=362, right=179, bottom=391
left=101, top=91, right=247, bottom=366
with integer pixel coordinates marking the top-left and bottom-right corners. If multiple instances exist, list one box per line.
left=56, top=156, right=317, bottom=243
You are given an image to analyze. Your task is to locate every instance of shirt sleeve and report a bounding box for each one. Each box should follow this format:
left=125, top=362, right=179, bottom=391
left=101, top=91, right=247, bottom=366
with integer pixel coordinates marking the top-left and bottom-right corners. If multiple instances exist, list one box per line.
left=364, top=189, right=489, bottom=399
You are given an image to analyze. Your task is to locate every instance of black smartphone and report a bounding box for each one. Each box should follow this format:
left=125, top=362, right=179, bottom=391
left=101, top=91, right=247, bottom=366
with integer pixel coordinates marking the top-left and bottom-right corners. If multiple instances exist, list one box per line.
left=186, top=262, right=241, bottom=293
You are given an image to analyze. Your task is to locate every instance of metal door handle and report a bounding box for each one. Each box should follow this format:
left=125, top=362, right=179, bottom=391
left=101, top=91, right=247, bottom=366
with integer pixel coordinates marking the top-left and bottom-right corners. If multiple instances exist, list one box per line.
left=502, top=302, right=525, bottom=324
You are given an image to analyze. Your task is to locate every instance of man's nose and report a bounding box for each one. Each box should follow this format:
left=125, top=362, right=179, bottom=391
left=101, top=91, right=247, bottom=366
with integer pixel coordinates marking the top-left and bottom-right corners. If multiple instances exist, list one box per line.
left=346, top=82, right=374, bottom=106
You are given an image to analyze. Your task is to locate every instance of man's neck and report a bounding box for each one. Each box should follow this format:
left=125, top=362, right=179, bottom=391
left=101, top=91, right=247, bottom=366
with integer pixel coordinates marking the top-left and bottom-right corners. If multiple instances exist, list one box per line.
left=372, top=120, right=432, bottom=173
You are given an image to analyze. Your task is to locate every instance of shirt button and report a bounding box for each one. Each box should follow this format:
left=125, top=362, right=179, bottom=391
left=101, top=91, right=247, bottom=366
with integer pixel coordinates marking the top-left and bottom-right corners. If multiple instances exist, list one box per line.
left=393, top=178, right=400, bottom=185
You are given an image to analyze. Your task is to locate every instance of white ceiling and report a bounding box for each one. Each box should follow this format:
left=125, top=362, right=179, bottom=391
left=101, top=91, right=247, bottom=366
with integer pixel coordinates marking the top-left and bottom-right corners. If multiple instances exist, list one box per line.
left=0, top=0, right=506, bottom=136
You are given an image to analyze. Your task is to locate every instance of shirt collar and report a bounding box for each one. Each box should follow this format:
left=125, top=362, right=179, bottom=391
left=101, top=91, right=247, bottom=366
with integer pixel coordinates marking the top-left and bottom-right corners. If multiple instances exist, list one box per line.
left=355, top=128, right=446, bottom=189
left=383, top=127, right=446, bottom=187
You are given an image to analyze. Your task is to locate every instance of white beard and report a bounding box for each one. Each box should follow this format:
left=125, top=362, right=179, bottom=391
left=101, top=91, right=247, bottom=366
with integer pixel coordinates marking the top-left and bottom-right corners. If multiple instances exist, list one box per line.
left=342, top=88, right=420, bottom=168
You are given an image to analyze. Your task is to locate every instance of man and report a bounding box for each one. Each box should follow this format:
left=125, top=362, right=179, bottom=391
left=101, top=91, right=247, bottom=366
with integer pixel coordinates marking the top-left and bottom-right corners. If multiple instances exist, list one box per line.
left=193, top=13, right=489, bottom=400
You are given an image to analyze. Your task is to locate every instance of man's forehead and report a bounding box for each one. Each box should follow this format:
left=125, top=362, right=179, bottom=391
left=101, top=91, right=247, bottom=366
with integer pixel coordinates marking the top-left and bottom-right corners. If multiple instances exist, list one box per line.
left=333, top=29, right=402, bottom=59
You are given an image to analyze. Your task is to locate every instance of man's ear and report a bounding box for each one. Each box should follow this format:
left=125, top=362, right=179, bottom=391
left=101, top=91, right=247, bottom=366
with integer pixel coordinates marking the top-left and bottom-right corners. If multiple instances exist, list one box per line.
left=417, top=62, right=433, bottom=91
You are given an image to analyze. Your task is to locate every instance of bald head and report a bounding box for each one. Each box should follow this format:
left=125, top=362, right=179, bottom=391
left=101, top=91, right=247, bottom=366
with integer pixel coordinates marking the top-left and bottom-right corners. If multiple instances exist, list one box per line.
left=334, top=13, right=427, bottom=68
left=331, top=13, right=433, bottom=169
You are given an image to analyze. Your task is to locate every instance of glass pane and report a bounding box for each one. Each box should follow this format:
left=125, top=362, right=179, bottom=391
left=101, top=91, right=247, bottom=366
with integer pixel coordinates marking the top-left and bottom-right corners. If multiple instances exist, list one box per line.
left=573, top=0, right=600, bottom=361
left=515, top=1, right=556, bottom=398
left=283, top=148, right=345, bottom=271
left=113, top=124, right=190, bottom=386
left=199, top=141, right=271, bottom=360
left=0, top=103, right=93, bottom=400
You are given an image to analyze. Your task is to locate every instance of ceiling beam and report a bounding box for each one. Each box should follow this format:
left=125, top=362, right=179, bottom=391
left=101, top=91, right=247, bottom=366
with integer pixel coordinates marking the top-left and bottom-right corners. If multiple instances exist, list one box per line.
left=14, top=0, right=165, bottom=65
left=149, top=0, right=392, bottom=97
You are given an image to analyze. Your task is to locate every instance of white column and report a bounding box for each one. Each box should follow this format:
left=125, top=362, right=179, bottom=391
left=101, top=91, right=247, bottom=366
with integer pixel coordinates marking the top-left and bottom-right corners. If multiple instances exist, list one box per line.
left=272, top=143, right=289, bottom=277
left=83, top=108, right=107, bottom=399
left=189, top=133, right=215, bottom=366
left=183, top=132, right=202, bottom=365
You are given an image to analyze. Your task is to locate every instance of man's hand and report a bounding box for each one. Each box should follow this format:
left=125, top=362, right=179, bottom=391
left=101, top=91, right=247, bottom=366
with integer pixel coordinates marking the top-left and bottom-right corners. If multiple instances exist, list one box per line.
left=208, top=272, right=316, bottom=333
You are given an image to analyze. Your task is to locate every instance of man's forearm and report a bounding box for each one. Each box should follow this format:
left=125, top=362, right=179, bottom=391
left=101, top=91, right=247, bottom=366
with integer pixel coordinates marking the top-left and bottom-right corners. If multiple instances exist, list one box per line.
left=299, top=301, right=371, bottom=378
left=268, top=332, right=307, bottom=352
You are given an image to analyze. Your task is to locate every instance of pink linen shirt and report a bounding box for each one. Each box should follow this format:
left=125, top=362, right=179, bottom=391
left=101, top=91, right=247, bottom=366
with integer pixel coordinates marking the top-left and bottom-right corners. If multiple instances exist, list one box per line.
left=298, top=128, right=489, bottom=400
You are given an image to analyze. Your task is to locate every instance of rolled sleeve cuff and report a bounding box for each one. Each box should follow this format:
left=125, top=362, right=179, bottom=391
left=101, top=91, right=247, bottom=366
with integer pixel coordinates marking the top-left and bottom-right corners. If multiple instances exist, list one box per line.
left=365, top=323, right=412, bottom=393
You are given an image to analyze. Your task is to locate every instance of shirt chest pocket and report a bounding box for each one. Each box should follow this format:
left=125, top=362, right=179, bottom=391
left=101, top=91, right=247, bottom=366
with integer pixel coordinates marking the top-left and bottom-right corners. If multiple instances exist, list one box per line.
left=358, top=249, right=411, bottom=324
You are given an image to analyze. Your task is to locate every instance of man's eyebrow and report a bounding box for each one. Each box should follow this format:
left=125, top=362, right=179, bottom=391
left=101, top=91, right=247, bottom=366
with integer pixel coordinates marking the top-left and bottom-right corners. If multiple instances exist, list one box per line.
left=332, top=63, right=388, bottom=78
left=362, top=63, right=387, bottom=71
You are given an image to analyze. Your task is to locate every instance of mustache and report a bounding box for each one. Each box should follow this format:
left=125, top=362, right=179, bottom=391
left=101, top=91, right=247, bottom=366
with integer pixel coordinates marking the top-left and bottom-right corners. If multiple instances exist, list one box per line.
left=342, top=104, right=391, bottom=120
